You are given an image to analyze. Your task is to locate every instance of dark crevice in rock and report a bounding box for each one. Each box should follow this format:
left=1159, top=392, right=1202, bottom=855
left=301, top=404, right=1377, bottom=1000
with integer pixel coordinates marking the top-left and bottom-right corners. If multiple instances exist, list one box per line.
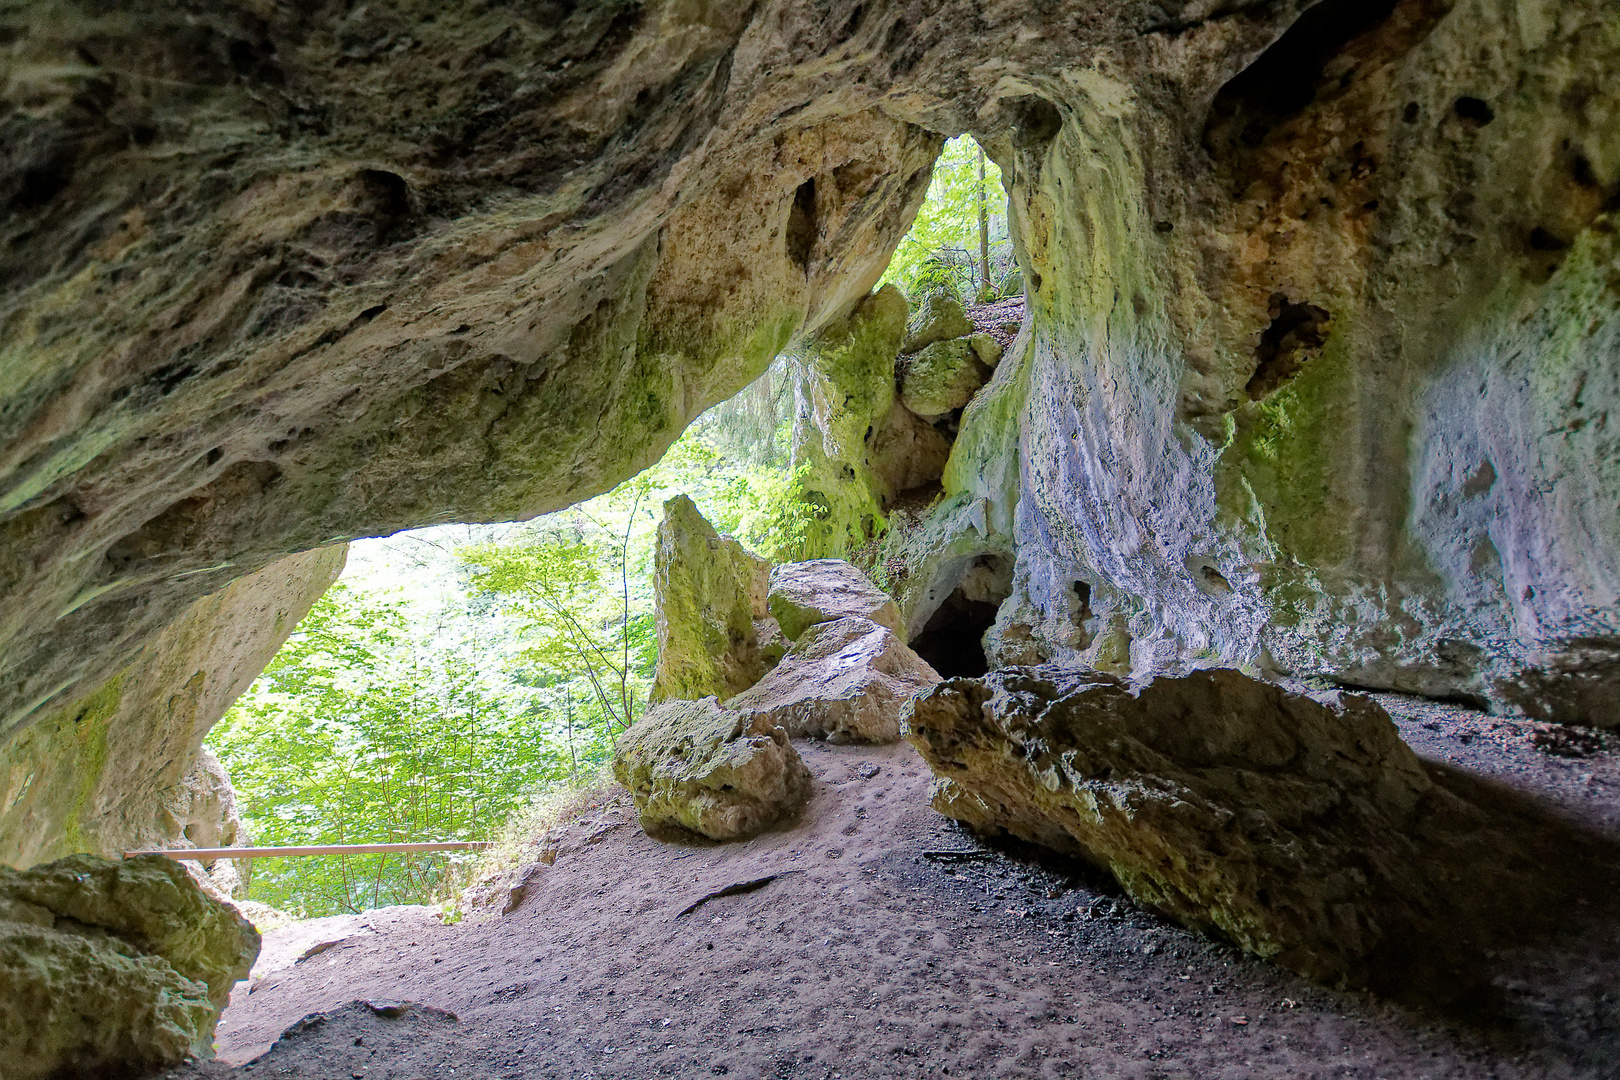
left=1203, top=0, right=1452, bottom=178
left=1206, top=0, right=1402, bottom=153
left=785, top=176, right=817, bottom=271
left=909, top=589, right=998, bottom=679
left=1452, top=94, right=1495, bottom=126
left=1245, top=295, right=1331, bottom=399
left=1070, top=580, right=1092, bottom=628
left=1011, top=98, right=1063, bottom=150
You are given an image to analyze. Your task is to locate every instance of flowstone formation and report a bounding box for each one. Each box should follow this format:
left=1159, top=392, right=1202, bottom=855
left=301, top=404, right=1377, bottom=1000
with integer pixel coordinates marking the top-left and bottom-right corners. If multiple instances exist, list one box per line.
left=648, top=495, right=780, bottom=704
left=728, top=615, right=941, bottom=743
left=0, top=853, right=259, bottom=1078
left=902, top=666, right=1438, bottom=984
left=612, top=698, right=811, bottom=841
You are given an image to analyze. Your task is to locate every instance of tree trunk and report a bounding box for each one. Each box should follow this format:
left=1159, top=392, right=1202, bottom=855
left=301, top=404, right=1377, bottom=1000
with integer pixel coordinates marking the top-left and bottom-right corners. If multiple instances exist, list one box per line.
left=977, top=145, right=991, bottom=299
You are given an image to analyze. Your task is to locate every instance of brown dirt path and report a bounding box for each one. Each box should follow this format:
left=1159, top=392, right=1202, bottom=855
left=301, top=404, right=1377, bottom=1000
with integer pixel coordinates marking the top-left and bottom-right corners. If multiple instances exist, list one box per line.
left=170, top=697, right=1620, bottom=1080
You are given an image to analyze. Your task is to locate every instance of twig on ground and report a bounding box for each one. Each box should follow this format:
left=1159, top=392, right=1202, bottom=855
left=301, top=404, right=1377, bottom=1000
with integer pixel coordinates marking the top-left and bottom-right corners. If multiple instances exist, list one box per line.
left=675, top=870, right=806, bottom=917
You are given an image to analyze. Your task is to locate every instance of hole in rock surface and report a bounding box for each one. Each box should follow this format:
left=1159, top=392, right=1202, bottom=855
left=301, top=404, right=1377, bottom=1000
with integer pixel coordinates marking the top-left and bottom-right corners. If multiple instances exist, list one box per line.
left=1246, top=296, right=1331, bottom=399
left=785, top=177, right=817, bottom=270
left=1452, top=95, right=1495, bottom=126
left=910, top=589, right=998, bottom=678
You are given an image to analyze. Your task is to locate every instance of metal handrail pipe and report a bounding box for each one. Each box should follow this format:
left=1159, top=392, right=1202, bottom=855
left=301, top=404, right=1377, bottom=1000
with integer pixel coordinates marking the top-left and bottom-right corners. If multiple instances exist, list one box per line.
left=122, top=841, right=494, bottom=860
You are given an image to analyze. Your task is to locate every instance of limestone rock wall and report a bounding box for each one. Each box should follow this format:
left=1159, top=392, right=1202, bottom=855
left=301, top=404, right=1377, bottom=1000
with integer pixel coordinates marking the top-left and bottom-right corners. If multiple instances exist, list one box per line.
left=0, top=546, right=344, bottom=867
left=4, top=0, right=1619, bottom=845
left=933, top=0, right=1620, bottom=720
left=0, top=0, right=940, bottom=738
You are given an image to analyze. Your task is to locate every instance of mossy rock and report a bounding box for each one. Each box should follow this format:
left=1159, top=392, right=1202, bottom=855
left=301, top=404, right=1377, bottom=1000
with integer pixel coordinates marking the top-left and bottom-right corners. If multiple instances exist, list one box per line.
left=902, top=296, right=973, bottom=355
left=0, top=853, right=259, bottom=1078
left=649, top=495, right=776, bottom=704
left=612, top=698, right=811, bottom=841
left=898, top=339, right=990, bottom=419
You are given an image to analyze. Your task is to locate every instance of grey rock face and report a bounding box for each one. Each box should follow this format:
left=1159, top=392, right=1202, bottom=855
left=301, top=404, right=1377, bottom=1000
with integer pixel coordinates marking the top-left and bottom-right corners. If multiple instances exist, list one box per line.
left=613, top=699, right=811, bottom=841
left=0, top=545, right=344, bottom=868
left=767, top=560, right=904, bottom=641
left=903, top=666, right=1441, bottom=984
left=0, top=853, right=259, bottom=1077
left=727, top=616, right=941, bottom=743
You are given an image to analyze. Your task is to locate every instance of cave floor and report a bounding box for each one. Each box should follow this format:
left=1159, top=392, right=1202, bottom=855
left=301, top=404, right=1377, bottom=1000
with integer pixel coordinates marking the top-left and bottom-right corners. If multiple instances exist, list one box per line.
left=170, top=695, right=1620, bottom=1080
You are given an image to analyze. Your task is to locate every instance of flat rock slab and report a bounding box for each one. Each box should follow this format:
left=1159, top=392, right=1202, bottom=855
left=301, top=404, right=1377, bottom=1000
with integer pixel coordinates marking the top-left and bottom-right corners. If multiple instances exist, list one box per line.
left=767, top=560, right=903, bottom=641
left=902, top=665, right=1438, bottom=984
left=727, top=616, right=941, bottom=743
left=613, top=698, right=811, bottom=841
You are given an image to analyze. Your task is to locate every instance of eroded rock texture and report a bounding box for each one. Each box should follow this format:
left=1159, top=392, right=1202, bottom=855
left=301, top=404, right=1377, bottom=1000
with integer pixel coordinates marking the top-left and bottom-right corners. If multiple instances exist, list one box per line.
left=612, top=698, right=811, bottom=841
left=649, top=495, right=777, bottom=704
left=925, top=0, right=1620, bottom=720
left=767, top=559, right=904, bottom=641
left=0, top=1, right=941, bottom=738
left=903, top=667, right=1438, bottom=983
left=0, top=853, right=259, bottom=1078
left=728, top=615, right=941, bottom=742
left=4, top=0, right=1619, bottom=881
left=0, top=545, right=343, bottom=867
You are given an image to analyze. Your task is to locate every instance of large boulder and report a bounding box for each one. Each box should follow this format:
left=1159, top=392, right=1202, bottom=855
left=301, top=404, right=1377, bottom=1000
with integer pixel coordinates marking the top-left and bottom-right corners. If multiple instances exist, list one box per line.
left=901, top=296, right=974, bottom=356
left=613, top=699, right=811, bottom=841
left=0, top=853, right=260, bottom=1078
left=649, top=495, right=777, bottom=704
left=727, top=616, right=941, bottom=743
left=898, top=338, right=991, bottom=420
left=865, top=405, right=954, bottom=499
left=767, top=560, right=904, bottom=642
left=902, top=666, right=1436, bottom=984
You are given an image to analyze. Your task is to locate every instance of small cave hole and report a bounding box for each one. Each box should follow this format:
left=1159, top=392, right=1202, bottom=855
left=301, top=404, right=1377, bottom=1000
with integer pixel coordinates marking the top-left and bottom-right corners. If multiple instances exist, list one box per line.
left=1071, top=580, right=1093, bottom=627
left=785, top=177, right=818, bottom=271
left=1012, top=97, right=1063, bottom=149
left=1245, top=295, right=1331, bottom=399
left=910, top=589, right=999, bottom=678
left=1528, top=226, right=1567, bottom=252
left=1204, top=0, right=1401, bottom=154
left=1452, top=96, right=1494, bottom=127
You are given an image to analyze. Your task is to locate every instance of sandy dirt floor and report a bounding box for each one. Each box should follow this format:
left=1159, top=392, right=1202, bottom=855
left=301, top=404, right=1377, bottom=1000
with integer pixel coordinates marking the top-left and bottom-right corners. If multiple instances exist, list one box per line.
left=167, top=693, right=1620, bottom=1080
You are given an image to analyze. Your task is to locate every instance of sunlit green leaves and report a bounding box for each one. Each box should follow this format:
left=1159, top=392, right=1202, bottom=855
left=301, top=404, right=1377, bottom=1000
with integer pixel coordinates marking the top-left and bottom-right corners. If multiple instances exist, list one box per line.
left=881, top=135, right=1015, bottom=302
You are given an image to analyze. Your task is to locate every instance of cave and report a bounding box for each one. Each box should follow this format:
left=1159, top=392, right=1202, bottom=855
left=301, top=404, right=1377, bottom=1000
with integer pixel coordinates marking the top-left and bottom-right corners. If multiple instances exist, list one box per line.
left=3, top=0, right=1620, bottom=1074
left=908, top=589, right=999, bottom=678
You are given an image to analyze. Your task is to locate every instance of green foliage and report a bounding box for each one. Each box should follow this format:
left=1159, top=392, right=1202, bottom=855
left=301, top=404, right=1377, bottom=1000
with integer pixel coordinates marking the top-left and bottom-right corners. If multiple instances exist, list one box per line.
left=210, top=585, right=582, bottom=917
left=881, top=136, right=1014, bottom=302
left=461, top=509, right=655, bottom=734
left=210, top=411, right=808, bottom=917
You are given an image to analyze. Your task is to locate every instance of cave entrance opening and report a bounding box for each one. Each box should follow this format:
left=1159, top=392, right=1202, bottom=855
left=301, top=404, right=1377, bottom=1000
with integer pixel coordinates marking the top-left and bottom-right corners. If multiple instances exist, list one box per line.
left=909, top=589, right=998, bottom=678
left=906, top=554, right=1014, bottom=679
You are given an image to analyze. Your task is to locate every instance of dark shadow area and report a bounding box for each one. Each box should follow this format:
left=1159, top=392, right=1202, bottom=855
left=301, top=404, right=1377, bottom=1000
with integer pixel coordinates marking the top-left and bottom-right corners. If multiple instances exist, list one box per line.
left=958, top=760, right=1620, bottom=1071
left=1349, top=760, right=1620, bottom=1069
left=1245, top=295, right=1331, bottom=399
left=1203, top=0, right=1453, bottom=179
left=909, top=589, right=997, bottom=678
